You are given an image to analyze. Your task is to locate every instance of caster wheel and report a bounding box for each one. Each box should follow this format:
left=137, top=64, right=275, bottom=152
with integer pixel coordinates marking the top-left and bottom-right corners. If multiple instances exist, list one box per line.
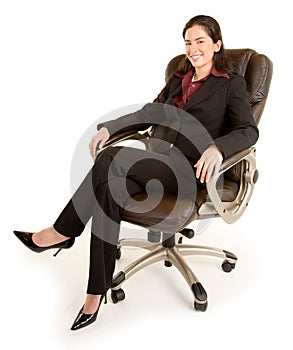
left=164, top=260, right=172, bottom=267
left=221, top=260, right=235, bottom=273
left=116, top=248, right=121, bottom=260
left=194, top=301, right=208, bottom=311
left=111, top=288, right=125, bottom=304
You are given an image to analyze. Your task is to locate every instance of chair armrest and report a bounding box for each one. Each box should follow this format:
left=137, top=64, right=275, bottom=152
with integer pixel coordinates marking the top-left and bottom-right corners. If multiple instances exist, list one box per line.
left=206, top=147, right=258, bottom=224
left=220, top=148, right=253, bottom=173
left=94, top=130, right=150, bottom=160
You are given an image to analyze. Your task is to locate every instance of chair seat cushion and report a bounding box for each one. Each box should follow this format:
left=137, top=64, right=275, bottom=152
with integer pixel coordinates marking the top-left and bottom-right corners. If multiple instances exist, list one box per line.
left=196, top=178, right=239, bottom=208
left=122, top=179, right=239, bottom=233
left=122, top=192, right=197, bottom=234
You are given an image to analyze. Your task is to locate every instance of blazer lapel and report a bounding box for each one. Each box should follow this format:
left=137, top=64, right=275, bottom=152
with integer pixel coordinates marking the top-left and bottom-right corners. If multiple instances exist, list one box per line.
left=183, top=75, right=228, bottom=110
left=165, top=82, right=182, bottom=106
left=158, top=75, right=229, bottom=151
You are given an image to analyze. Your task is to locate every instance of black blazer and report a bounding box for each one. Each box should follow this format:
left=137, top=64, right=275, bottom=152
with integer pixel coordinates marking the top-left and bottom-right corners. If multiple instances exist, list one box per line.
left=99, top=73, right=259, bottom=164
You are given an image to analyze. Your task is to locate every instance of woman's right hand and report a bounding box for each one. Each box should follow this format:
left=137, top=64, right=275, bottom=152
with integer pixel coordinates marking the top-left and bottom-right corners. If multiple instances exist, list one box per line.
left=89, top=127, right=110, bottom=157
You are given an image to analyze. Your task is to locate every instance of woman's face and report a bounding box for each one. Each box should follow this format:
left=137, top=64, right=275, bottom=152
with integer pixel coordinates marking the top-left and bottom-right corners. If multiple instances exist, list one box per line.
left=184, top=25, right=221, bottom=72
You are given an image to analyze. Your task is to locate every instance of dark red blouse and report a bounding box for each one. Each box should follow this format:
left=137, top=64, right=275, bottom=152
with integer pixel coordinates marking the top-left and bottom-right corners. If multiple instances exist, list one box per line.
left=173, top=67, right=229, bottom=109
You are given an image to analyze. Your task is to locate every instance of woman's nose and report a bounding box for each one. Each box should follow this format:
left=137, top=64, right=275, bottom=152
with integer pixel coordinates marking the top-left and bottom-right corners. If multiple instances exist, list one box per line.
left=189, top=43, right=198, bottom=52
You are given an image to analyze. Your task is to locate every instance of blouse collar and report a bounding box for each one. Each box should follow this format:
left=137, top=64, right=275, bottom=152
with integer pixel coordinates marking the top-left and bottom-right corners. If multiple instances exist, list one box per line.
left=175, top=67, right=230, bottom=80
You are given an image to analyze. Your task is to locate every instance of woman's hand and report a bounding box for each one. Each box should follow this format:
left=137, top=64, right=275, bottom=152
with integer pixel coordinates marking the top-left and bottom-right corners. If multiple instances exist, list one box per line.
left=89, top=127, right=110, bottom=157
left=194, top=145, right=223, bottom=183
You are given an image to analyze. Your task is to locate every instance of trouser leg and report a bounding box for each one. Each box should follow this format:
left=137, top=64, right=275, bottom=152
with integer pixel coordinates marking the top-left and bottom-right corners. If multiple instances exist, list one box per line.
left=53, top=147, right=124, bottom=237
left=87, top=177, right=142, bottom=294
left=52, top=147, right=147, bottom=294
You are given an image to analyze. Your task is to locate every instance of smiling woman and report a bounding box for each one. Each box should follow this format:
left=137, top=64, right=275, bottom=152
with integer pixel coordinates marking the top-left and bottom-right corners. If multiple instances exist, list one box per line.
left=176, top=15, right=234, bottom=82
left=185, top=26, right=221, bottom=80
left=13, top=14, right=258, bottom=331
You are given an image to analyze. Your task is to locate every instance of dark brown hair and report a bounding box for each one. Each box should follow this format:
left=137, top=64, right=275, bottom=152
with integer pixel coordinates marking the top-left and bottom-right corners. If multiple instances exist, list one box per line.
left=178, top=15, right=233, bottom=74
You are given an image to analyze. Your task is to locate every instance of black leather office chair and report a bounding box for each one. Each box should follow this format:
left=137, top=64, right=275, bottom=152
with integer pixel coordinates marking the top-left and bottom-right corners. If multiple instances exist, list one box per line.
left=100, top=49, right=273, bottom=311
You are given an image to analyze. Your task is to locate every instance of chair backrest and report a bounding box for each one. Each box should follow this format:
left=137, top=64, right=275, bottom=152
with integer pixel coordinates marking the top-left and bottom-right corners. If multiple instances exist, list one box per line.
left=165, top=48, right=273, bottom=125
left=123, top=50, right=273, bottom=229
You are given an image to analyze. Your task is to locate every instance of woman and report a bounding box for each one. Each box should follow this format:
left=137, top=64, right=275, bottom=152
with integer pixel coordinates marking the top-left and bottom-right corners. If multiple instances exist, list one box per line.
left=14, top=15, right=258, bottom=330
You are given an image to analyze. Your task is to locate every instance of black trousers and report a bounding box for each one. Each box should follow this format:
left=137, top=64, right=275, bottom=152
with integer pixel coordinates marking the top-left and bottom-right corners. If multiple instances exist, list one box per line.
left=53, top=146, right=197, bottom=294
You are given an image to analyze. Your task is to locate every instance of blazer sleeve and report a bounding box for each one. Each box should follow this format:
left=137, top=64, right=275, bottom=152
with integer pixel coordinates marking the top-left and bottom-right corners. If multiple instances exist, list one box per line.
left=213, top=75, right=259, bottom=159
left=97, top=102, right=165, bottom=137
left=97, top=74, right=183, bottom=136
left=97, top=72, right=183, bottom=137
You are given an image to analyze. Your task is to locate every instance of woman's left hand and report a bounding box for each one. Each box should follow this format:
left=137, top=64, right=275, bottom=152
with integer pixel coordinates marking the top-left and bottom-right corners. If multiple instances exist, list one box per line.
left=89, top=127, right=110, bottom=158
left=194, top=145, right=223, bottom=183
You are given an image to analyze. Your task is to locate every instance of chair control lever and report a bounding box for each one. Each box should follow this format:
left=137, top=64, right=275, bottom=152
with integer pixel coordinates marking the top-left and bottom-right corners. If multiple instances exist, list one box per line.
left=179, top=228, right=194, bottom=239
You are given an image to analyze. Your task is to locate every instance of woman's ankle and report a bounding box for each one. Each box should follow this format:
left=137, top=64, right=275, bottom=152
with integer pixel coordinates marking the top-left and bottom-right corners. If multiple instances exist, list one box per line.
left=83, top=294, right=102, bottom=314
left=32, top=226, right=69, bottom=247
left=51, top=226, right=69, bottom=240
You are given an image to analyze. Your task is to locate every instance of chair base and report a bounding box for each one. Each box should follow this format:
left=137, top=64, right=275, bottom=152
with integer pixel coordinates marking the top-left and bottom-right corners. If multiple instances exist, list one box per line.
left=111, top=232, right=237, bottom=311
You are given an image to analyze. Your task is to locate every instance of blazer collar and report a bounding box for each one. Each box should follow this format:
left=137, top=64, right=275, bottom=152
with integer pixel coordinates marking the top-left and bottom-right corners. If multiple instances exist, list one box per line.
left=166, top=72, right=229, bottom=109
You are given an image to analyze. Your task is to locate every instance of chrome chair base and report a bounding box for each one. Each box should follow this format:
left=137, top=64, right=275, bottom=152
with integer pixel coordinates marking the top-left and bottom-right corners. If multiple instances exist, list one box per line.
left=111, top=231, right=237, bottom=311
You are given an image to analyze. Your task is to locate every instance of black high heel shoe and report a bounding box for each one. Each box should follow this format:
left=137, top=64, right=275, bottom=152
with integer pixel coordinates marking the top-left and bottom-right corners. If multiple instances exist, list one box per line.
left=13, top=231, right=75, bottom=257
left=71, top=293, right=107, bottom=331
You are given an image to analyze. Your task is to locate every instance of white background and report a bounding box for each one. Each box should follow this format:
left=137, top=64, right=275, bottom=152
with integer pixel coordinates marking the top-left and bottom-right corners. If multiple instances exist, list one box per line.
left=0, top=0, right=292, bottom=349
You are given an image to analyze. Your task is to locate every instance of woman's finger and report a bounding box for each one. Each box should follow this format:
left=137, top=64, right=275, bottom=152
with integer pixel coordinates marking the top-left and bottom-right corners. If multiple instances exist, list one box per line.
left=194, top=159, right=203, bottom=179
left=205, top=163, right=215, bottom=183
left=200, top=161, right=210, bottom=183
left=89, top=135, right=100, bottom=157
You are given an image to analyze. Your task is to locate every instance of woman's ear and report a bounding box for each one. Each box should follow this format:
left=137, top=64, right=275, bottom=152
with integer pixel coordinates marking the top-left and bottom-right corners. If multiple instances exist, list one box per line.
left=214, top=40, right=222, bottom=53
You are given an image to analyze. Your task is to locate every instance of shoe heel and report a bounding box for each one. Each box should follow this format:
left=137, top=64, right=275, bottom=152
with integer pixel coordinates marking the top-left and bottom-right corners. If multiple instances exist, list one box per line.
left=53, top=238, right=75, bottom=257
left=103, top=292, right=108, bottom=304
left=53, top=248, right=62, bottom=257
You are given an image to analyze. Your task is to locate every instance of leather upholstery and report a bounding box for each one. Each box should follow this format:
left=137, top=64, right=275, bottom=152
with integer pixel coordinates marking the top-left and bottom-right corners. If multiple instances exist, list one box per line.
left=122, top=49, right=273, bottom=232
left=123, top=193, right=197, bottom=234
